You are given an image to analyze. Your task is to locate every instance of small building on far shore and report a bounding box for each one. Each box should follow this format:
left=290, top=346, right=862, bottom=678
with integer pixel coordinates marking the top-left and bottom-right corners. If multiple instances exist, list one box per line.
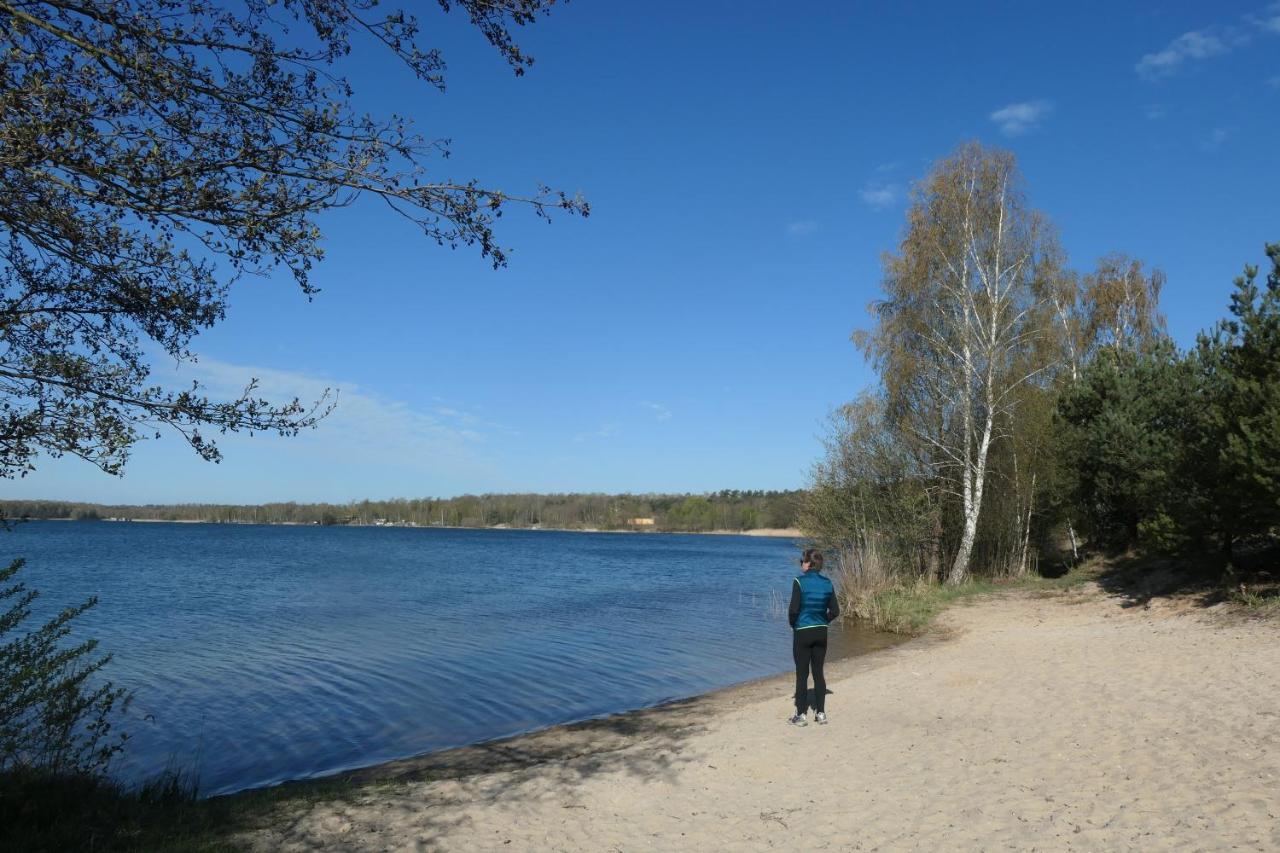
left=626, top=517, right=656, bottom=527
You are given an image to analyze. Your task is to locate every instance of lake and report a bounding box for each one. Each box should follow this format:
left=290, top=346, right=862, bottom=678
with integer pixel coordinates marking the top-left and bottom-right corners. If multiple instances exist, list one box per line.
left=7, top=522, right=893, bottom=796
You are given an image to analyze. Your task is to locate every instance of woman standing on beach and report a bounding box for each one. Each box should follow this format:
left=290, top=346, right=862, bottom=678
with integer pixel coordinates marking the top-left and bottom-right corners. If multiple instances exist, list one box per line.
left=788, top=548, right=839, bottom=726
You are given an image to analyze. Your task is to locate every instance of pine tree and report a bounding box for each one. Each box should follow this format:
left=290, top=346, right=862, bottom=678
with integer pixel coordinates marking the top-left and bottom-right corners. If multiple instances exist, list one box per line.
left=1193, top=244, right=1280, bottom=558
left=1055, top=340, right=1193, bottom=550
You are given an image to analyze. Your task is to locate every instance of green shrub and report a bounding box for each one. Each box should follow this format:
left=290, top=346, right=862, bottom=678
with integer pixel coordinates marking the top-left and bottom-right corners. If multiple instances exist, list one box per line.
left=1137, top=512, right=1187, bottom=554
left=0, top=558, right=131, bottom=776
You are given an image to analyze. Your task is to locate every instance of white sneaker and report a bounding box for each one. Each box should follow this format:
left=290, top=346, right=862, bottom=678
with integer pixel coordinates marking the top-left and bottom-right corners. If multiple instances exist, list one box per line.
left=815, top=711, right=828, bottom=725
left=787, top=713, right=807, bottom=727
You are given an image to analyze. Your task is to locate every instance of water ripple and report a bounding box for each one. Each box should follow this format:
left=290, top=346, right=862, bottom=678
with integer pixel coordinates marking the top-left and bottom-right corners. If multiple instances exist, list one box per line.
left=9, top=523, right=891, bottom=796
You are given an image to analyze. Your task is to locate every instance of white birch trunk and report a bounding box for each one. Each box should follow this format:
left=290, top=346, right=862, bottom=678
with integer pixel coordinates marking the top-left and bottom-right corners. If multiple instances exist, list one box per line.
left=948, top=402, right=993, bottom=584
left=1018, top=471, right=1036, bottom=576
left=951, top=347, right=975, bottom=583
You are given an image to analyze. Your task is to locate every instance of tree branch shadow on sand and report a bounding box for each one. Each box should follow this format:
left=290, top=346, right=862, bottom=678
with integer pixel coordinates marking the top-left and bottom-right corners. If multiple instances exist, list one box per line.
left=228, top=694, right=712, bottom=851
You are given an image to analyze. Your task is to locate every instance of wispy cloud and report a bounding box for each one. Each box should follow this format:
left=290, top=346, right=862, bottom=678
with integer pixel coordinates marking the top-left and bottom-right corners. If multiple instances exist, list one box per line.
left=1203, top=126, right=1234, bottom=149
left=431, top=403, right=518, bottom=436
left=1136, top=30, right=1230, bottom=79
left=640, top=401, right=672, bottom=421
left=989, top=100, right=1053, bottom=136
left=173, top=356, right=501, bottom=471
left=573, top=423, right=619, bottom=443
left=859, top=183, right=900, bottom=210
left=786, top=220, right=819, bottom=237
left=1143, top=103, right=1167, bottom=120
left=1137, top=7, right=1280, bottom=80
left=857, top=161, right=902, bottom=211
left=1269, top=74, right=1280, bottom=88
left=1250, top=2, right=1280, bottom=33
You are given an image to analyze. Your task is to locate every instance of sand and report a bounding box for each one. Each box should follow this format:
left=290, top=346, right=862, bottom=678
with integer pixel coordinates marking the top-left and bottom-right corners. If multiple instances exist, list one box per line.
left=706, top=528, right=804, bottom=538
left=244, top=586, right=1279, bottom=851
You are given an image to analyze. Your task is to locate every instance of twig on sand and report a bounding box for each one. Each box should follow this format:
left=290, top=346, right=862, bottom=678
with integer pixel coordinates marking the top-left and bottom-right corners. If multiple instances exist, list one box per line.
left=760, top=808, right=800, bottom=829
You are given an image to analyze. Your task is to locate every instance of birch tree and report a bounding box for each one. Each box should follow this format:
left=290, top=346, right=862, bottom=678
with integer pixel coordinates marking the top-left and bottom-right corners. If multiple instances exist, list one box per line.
left=1083, top=255, right=1167, bottom=356
left=1047, top=253, right=1166, bottom=382
left=865, top=143, right=1059, bottom=584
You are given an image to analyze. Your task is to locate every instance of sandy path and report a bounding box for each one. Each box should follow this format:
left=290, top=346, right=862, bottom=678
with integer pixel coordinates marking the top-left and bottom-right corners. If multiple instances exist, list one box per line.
left=246, top=586, right=1279, bottom=851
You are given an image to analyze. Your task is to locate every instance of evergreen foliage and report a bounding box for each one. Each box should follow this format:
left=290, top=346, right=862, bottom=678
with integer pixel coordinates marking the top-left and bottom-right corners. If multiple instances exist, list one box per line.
left=1191, top=244, right=1280, bottom=557
left=1055, top=245, right=1280, bottom=558
left=1055, top=341, right=1196, bottom=551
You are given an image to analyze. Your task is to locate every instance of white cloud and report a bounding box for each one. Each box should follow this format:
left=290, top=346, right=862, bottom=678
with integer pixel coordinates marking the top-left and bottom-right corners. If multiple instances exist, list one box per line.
left=858, top=183, right=900, bottom=210
left=1136, top=30, right=1230, bottom=79
left=640, top=401, right=672, bottom=421
left=989, top=100, right=1053, bottom=136
left=786, top=220, right=819, bottom=236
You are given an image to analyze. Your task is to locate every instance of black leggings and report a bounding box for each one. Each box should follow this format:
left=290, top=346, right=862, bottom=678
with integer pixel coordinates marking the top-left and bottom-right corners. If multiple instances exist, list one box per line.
left=793, top=628, right=828, bottom=714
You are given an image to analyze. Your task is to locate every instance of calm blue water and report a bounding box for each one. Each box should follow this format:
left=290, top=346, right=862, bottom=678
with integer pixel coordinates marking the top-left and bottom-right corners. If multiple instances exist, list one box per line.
left=7, top=522, right=890, bottom=796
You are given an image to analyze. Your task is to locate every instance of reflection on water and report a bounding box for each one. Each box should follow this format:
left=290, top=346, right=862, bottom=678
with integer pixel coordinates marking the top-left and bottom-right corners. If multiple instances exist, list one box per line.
left=10, top=522, right=894, bottom=796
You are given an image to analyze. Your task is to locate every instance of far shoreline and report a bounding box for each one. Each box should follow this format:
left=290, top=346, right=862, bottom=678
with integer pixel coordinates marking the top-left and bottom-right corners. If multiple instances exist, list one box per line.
left=19, top=517, right=805, bottom=538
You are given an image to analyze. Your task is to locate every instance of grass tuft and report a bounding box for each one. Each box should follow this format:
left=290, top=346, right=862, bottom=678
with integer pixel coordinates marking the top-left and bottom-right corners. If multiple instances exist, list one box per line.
left=1232, top=583, right=1280, bottom=613
left=853, top=562, right=1096, bottom=635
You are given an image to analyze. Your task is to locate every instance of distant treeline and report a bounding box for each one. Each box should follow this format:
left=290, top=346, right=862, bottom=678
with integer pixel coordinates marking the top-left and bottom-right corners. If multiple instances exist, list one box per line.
left=1, top=490, right=802, bottom=532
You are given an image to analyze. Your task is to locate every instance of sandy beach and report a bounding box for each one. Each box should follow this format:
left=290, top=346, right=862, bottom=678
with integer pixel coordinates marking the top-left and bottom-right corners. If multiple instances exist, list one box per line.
left=244, top=585, right=1279, bottom=851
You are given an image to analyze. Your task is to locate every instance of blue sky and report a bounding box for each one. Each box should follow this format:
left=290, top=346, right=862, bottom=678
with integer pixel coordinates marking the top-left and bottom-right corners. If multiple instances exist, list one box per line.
left=12, top=1, right=1280, bottom=504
